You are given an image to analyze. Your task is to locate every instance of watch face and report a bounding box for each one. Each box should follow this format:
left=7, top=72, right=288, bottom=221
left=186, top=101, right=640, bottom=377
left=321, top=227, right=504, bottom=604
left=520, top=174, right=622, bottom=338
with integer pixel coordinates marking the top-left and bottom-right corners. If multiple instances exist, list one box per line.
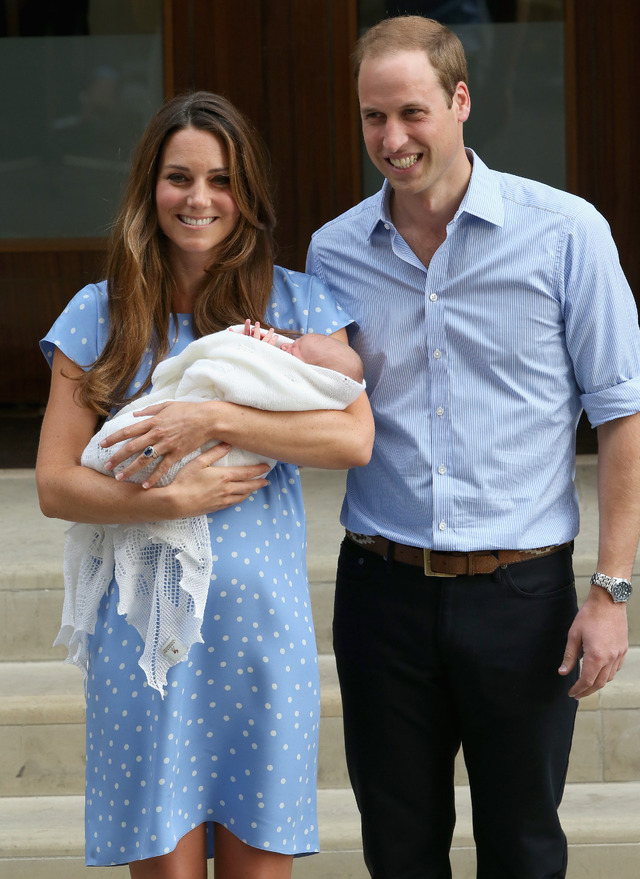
left=612, top=581, right=632, bottom=602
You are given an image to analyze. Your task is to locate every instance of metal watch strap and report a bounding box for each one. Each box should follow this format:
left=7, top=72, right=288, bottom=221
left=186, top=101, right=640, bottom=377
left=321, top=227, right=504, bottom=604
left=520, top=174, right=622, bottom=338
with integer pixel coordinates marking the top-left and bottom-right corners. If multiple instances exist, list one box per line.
left=590, top=572, right=633, bottom=603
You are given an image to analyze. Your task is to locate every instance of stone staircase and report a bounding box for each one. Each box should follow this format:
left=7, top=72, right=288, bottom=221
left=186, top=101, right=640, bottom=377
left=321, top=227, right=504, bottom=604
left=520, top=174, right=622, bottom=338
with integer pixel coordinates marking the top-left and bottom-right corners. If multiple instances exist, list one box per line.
left=1, top=460, right=638, bottom=878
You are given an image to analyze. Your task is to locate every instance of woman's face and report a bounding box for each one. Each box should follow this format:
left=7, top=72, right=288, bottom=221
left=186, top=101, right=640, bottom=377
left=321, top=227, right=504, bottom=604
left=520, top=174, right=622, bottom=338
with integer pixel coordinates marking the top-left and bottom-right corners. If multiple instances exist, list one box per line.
left=155, top=126, right=241, bottom=265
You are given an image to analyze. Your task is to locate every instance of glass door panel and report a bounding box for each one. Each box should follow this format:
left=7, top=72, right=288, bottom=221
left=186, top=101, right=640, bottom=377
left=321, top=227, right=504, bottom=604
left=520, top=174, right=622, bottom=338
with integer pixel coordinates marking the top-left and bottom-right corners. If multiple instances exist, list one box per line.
left=0, top=1, right=163, bottom=238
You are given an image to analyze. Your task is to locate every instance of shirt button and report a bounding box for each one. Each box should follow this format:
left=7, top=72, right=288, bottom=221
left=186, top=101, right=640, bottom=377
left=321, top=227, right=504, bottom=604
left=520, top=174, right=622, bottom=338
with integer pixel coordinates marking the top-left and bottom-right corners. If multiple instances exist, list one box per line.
left=384, top=223, right=390, bottom=230
left=429, top=293, right=438, bottom=302
left=436, top=407, right=444, bottom=416
left=438, top=465, right=446, bottom=475
left=439, top=521, right=447, bottom=531
left=433, top=349, right=441, bottom=359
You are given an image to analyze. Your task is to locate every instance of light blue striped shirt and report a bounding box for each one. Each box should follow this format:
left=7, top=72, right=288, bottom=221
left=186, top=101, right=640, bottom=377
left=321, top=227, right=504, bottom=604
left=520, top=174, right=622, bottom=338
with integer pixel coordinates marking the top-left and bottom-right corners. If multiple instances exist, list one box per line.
left=307, top=150, right=640, bottom=551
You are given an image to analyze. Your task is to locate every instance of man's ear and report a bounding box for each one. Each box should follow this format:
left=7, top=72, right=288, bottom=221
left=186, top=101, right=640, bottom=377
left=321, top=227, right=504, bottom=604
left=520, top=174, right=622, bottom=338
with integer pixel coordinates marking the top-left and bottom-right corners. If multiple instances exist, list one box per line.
left=454, top=81, right=471, bottom=123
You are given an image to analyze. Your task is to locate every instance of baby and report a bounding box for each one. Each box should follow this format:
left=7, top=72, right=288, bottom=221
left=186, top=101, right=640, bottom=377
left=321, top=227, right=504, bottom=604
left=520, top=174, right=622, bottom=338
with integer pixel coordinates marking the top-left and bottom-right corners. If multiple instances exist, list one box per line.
left=59, top=325, right=366, bottom=694
left=276, top=330, right=364, bottom=382
left=89, top=324, right=364, bottom=481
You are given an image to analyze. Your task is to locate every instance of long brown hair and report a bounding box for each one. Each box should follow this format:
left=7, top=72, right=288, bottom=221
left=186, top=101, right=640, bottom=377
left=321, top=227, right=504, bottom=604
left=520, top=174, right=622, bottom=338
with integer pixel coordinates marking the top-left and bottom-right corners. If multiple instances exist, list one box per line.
left=77, top=91, right=277, bottom=415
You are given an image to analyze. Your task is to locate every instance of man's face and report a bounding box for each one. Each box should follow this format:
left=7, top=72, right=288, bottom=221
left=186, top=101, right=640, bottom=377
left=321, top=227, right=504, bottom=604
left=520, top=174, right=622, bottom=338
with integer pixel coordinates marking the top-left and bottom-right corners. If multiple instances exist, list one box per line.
left=358, top=50, right=470, bottom=203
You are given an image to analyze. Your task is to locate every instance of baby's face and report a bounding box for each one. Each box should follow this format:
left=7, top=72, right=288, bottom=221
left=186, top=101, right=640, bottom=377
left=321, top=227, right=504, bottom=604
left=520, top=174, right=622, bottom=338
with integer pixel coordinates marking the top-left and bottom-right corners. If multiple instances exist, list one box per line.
left=279, top=337, right=309, bottom=363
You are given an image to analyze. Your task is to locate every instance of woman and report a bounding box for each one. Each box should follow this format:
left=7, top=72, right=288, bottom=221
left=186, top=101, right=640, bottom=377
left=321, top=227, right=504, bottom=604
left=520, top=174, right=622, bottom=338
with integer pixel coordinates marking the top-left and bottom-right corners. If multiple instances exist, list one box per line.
left=36, top=91, right=373, bottom=879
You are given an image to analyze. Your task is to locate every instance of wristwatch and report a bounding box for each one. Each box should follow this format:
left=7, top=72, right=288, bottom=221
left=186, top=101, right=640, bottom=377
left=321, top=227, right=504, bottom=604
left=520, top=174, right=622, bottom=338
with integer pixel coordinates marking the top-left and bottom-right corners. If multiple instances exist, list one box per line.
left=590, top=572, right=633, bottom=603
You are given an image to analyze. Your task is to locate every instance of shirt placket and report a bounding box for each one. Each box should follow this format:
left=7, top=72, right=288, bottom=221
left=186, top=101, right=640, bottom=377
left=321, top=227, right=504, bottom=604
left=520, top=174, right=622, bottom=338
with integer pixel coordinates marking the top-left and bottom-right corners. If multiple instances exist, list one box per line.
left=389, top=225, right=453, bottom=549
left=424, top=241, right=452, bottom=548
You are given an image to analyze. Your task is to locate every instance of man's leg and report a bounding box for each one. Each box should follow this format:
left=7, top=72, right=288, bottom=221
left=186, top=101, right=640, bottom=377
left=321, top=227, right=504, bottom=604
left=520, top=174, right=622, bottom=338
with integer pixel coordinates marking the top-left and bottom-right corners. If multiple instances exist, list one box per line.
left=333, top=537, right=460, bottom=879
left=444, top=548, right=580, bottom=879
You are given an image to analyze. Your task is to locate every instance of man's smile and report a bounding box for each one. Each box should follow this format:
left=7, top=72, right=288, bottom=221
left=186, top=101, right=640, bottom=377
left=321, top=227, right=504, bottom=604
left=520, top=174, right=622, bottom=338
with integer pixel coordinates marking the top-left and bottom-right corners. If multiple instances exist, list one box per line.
left=387, top=154, right=421, bottom=169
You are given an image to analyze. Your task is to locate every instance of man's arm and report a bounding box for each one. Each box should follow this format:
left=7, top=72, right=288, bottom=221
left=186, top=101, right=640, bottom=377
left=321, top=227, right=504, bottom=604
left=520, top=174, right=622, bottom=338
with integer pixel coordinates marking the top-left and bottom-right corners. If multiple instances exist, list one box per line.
left=559, top=411, right=640, bottom=697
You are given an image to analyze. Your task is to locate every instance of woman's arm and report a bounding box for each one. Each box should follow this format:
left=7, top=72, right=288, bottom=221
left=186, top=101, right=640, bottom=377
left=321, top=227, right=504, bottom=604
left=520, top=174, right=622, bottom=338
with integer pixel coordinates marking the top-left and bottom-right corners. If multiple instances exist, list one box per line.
left=207, top=392, right=373, bottom=468
left=36, top=349, right=271, bottom=523
left=100, top=329, right=375, bottom=488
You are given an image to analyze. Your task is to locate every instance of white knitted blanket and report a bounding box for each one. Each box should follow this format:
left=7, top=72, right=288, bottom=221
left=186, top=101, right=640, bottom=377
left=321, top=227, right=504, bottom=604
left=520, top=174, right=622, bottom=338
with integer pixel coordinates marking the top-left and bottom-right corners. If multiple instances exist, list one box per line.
left=59, top=327, right=365, bottom=694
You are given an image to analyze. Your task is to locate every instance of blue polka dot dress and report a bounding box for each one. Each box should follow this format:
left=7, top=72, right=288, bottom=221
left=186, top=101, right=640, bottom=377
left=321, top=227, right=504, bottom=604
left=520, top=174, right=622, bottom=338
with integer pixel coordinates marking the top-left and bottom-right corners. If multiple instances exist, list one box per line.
left=40, top=267, right=352, bottom=866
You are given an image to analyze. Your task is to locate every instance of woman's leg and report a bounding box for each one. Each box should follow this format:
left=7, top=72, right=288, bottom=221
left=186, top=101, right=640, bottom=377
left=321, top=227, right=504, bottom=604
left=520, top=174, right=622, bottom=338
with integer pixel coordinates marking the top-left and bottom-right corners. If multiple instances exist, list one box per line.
left=213, top=824, right=294, bottom=879
left=129, top=824, right=208, bottom=879
left=127, top=822, right=293, bottom=879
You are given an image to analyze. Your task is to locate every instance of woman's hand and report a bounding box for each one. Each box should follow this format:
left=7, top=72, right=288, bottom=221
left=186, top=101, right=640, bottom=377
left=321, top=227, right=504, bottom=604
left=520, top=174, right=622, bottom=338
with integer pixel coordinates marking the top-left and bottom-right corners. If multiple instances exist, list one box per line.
left=103, top=321, right=279, bottom=486
left=37, top=348, right=271, bottom=523
left=101, top=400, right=225, bottom=487
left=167, top=445, right=271, bottom=517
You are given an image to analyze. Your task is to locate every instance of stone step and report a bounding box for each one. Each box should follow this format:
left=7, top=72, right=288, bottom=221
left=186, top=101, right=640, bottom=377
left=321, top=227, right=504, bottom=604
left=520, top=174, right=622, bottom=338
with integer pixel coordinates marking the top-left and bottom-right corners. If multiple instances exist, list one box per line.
left=0, top=783, right=638, bottom=879
left=1, top=463, right=639, bottom=664
left=2, top=647, right=639, bottom=799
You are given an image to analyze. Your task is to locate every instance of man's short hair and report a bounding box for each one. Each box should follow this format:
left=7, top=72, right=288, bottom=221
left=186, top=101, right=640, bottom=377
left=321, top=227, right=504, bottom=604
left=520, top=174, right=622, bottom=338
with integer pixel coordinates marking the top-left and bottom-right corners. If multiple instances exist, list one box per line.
left=353, top=15, right=468, bottom=107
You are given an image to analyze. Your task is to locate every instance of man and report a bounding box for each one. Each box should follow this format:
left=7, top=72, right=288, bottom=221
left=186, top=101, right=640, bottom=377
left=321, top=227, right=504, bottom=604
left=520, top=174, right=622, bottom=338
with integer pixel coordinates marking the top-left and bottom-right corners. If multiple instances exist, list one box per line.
left=306, top=15, right=640, bottom=879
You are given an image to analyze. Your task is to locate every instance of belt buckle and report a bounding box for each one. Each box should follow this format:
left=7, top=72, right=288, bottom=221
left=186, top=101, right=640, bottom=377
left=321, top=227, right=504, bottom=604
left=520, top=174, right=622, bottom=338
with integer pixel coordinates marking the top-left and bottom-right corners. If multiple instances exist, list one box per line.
left=423, top=549, right=457, bottom=578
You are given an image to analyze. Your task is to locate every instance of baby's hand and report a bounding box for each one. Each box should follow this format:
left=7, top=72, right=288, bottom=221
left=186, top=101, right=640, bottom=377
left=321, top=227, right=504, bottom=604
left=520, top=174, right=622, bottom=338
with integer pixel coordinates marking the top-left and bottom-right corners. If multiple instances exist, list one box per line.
left=243, top=319, right=277, bottom=345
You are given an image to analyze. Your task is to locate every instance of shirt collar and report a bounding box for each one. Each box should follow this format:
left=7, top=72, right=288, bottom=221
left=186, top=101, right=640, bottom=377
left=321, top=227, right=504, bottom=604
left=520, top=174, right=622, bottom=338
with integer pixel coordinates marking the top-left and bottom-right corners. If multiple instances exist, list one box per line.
left=366, top=186, right=392, bottom=240
left=368, top=148, right=504, bottom=240
left=456, top=149, right=504, bottom=227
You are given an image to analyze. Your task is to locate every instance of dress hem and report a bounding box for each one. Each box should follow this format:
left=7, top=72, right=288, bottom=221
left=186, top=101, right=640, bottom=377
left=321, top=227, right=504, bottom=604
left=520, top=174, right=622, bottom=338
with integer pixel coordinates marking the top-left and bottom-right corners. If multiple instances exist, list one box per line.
left=86, top=818, right=321, bottom=866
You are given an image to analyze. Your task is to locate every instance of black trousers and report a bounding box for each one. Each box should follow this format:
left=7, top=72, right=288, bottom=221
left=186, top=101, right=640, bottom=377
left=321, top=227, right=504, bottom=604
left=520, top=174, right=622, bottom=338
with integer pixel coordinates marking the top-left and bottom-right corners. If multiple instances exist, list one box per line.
left=333, top=537, right=579, bottom=879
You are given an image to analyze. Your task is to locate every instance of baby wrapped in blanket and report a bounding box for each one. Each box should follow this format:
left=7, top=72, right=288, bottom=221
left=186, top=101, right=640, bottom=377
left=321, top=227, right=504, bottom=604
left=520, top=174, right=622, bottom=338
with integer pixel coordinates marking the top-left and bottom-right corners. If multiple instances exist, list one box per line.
left=59, top=326, right=365, bottom=694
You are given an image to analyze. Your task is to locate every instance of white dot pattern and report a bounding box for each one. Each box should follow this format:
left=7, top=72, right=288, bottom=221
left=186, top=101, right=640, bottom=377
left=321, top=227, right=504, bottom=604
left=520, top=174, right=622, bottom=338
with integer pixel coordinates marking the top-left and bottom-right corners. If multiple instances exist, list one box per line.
left=39, top=268, right=351, bottom=866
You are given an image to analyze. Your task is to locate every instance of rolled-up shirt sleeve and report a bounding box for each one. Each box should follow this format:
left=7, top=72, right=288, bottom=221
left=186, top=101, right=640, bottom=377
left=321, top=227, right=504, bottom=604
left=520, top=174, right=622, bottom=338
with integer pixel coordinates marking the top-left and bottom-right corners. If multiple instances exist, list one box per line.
left=562, top=205, right=640, bottom=427
left=581, top=377, right=640, bottom=428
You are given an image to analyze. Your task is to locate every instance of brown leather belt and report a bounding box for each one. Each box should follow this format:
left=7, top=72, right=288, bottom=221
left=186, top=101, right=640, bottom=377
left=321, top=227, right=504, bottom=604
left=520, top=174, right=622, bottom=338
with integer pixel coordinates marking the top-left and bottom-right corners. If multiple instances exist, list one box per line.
left=345, top=531, right=571, bottom=577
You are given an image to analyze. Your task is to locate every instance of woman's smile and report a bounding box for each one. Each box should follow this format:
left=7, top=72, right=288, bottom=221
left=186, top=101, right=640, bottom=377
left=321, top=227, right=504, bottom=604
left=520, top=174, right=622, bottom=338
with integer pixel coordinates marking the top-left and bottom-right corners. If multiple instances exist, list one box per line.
left=178, top=214, right=216, bottom=226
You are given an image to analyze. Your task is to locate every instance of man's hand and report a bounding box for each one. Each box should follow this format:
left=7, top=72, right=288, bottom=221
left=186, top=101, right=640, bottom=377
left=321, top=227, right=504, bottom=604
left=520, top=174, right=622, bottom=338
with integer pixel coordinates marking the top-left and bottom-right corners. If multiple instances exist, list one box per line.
left=559, top=586, right=628, bottom=698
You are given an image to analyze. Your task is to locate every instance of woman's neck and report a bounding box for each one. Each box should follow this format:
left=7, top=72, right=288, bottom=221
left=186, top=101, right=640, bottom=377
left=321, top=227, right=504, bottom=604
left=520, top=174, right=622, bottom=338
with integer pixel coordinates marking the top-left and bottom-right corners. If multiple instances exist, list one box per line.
left=171, top=285, right=196, bottom=313
left=169, top=249, right=208, bottom=312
